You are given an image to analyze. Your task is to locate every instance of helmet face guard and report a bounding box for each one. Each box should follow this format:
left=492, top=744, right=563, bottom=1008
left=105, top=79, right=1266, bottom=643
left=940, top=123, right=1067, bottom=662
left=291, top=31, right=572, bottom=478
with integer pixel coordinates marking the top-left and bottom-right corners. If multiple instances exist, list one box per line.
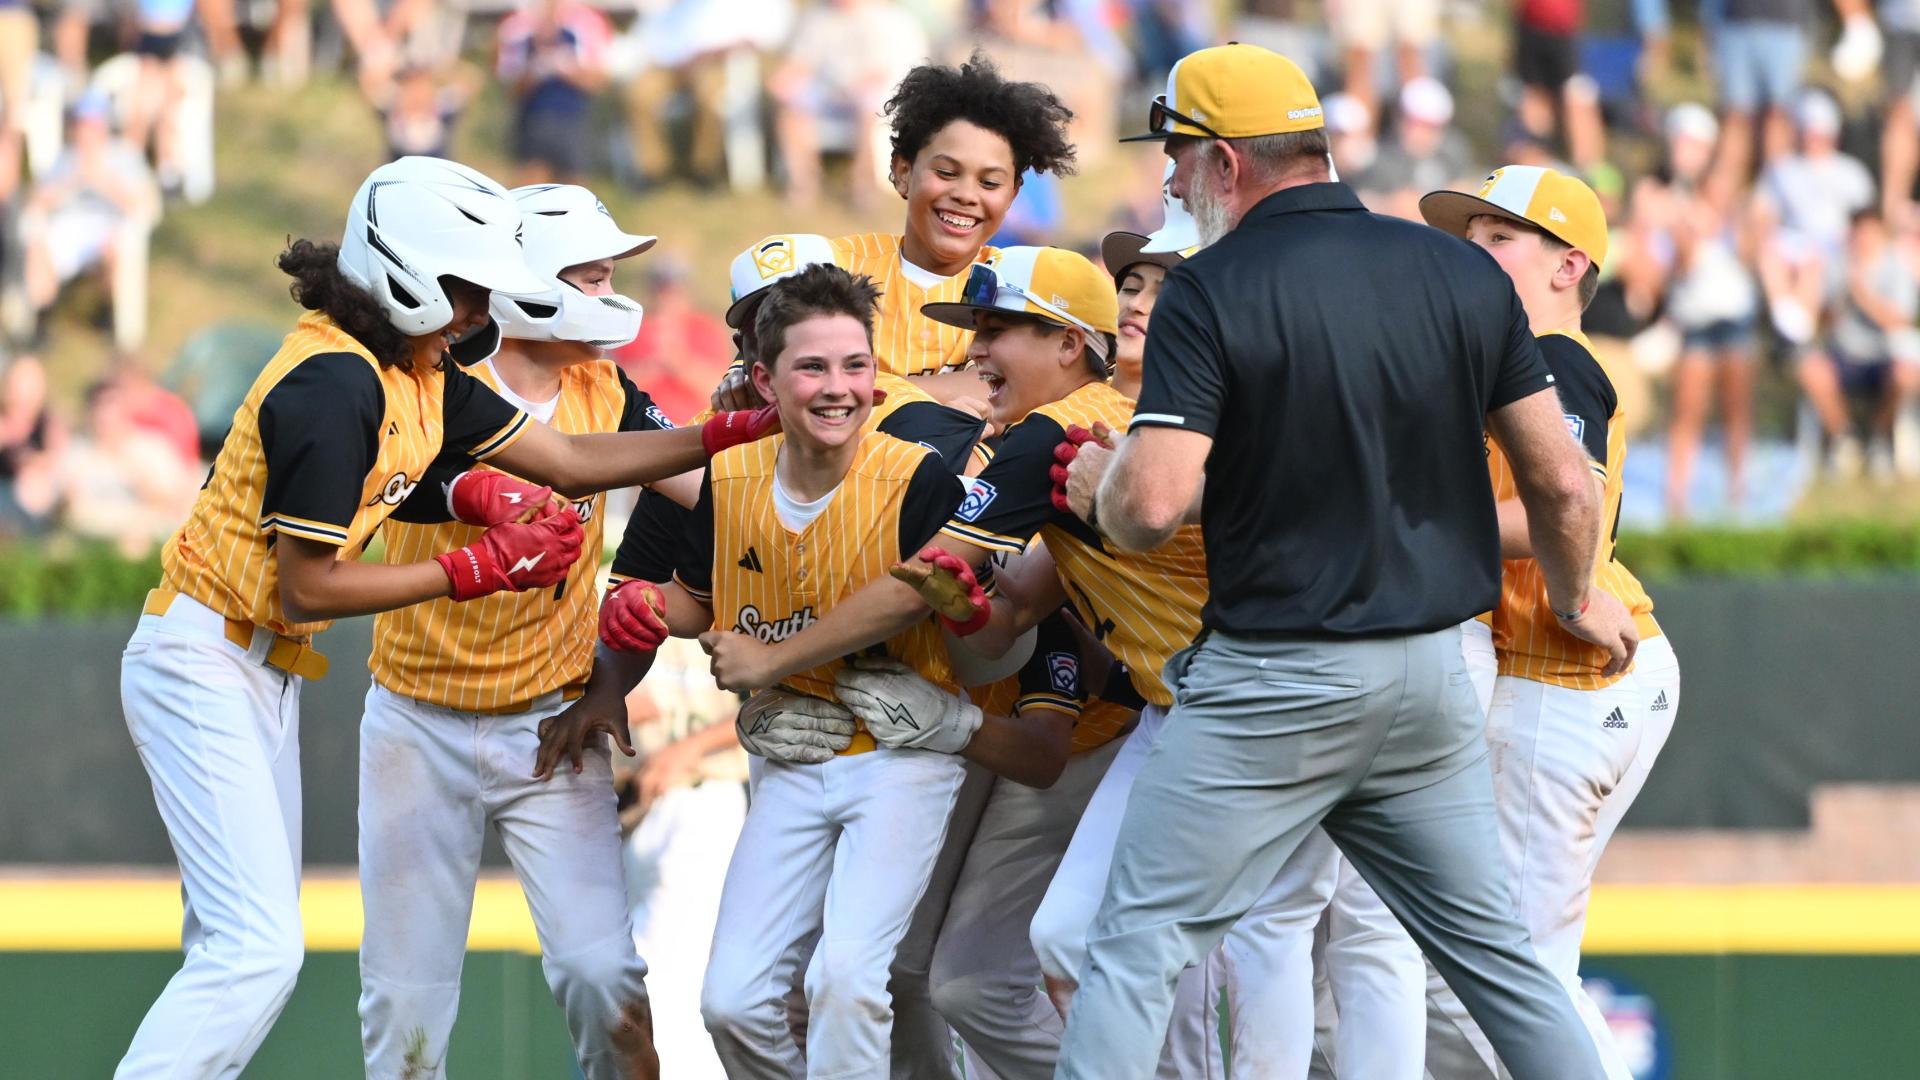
left=493, top=287, right=646, bottom=350
left=490, top=183, right=655, bottom=348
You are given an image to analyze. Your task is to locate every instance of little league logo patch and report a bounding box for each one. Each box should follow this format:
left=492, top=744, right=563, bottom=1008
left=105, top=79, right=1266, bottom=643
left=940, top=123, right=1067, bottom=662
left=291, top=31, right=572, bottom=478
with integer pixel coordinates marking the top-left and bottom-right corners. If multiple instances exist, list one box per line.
left=1564, top=414, right=1586, bottom=442
left=646, top=404, right=675, bottom=430
left=955, top=478, right=998, bottom=522
left=1047, top=651, right=1079, bottom=695
left=752, top=237, right=797, bottom=280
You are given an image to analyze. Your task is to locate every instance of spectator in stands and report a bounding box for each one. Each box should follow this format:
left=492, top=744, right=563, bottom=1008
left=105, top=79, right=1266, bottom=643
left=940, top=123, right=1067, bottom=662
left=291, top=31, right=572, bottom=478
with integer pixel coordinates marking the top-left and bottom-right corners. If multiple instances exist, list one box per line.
left=0, top=0, right=32, bottom=143
left=103, top=356, right=199, bottom=466
left=1333, top=0, right=1441, bottom=116
left=1324, top=92, right=1381, bottom=195
left=609, top=255, right=732, bottom=425
left=1366, top=77, right=1474, bottom=220
left=20, top=94, right=160, bottom=341
left=965, top=0, right=1117, bottom=169
left=1656, top=103, right=1764, bottom=520
left=55, top=375, right=200, bottom=556
left=1512, top=0, right=1606, bottom=169
left=1842, top=0, right=1920, bottom=225
left=989, top=168, right=1062, bottom=246
left=366, top=62, right=478, bottom=161
left=497, top=0, right=613, bottom=184
left=1753, top=91, right=1875, bottom=349
left=771, top=0, right=927, bottom=209
left=1705, top=0, right=1809, bottom=203
left=0, top=353, right=60, bottom=537
left=1798, top=208, right=1920, bottom=478
left=1230, top=0, right=1321, bottom=84
left=623, top=0, right=793, bottom=191
left=127, top=0, right=198, bottom=192
left=334, top=0, right=445, bottom=95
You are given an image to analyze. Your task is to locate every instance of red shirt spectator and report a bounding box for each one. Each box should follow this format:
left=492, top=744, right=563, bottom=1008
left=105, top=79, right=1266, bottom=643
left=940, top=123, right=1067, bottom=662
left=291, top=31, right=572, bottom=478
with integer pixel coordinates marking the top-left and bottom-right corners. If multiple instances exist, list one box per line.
left=609, top=259, right=733, bottom=425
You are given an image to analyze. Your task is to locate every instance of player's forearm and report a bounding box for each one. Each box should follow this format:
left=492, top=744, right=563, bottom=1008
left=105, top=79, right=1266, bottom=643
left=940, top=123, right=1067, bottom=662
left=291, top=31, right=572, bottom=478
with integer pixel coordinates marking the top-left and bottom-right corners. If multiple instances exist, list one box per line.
left=906, top=370, right=993, bottom=405
left=762, top=578, right=930, bottom=681
left=960, top=712, right=1072, bottom=789
left=487, top=424, right=709, bottom=500
left=585, top=643, right=657, bottom=703
left=278, top=556, right=451, bottom=623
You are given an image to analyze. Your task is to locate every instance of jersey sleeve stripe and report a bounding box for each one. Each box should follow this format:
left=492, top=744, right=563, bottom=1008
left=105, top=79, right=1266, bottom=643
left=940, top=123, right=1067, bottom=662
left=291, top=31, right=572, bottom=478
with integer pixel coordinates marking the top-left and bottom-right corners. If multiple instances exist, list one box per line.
left=1128, top=412, right=1187, bottom=429
left=470, top=411, right=532, bottom=460
left=673, top=570, right=712, bottom=603
left=259, top=515, right=352, bottom=545
left=939, top=522, right=1029, bottom=554
left=1016, top=693, right=1082, bottom=717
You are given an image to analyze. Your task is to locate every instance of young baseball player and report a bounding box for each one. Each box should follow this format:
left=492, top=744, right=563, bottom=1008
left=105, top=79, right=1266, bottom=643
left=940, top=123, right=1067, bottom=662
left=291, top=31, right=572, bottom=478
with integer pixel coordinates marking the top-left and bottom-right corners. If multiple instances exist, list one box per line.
left=115, top=156, right=758, bottom=1078
left=356, top=183, right=671, bottom=1080
left=1419, top=166, right=1682, bottom=1080
left=710, top=52, right=1077, bottom=411
left=631, top=263, right=971, bottom=1078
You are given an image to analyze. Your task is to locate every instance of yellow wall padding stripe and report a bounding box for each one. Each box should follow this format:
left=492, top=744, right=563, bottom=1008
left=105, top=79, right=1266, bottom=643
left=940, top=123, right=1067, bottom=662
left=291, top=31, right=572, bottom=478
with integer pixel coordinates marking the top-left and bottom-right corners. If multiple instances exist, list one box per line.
left=3, top=877, right=1920, bottom=954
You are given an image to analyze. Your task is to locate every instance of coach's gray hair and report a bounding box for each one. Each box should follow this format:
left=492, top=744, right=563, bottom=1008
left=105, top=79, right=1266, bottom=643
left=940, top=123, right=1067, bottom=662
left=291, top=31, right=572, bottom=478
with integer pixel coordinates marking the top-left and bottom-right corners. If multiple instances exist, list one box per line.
left=1205, top=129, right=1332, bottom=185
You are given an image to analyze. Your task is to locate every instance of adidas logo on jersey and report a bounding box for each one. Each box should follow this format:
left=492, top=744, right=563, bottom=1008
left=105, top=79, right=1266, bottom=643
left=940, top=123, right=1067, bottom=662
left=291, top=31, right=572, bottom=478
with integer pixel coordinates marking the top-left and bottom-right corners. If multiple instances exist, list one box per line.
left=1651, top=691, right=1670, bottom=712
left=738, top=547, right=764, bottom=573
left=1601, top=707, right=1628, bottom=730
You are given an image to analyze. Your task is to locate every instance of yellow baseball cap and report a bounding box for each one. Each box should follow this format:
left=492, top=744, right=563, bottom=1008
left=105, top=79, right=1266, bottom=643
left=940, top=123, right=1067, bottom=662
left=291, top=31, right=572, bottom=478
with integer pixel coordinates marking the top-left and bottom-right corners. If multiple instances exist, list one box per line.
left=1122, top=43, right=1323, bottom=143
left=921, top=246, right=1120, bottom=364
left=1418, top=165, right=1610, bottom=271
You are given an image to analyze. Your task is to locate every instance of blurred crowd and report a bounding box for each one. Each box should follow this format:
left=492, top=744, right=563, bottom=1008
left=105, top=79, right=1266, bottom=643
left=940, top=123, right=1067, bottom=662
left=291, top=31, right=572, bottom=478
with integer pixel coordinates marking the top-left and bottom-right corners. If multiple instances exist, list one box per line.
left=7, top=0, right=1920, bottom=553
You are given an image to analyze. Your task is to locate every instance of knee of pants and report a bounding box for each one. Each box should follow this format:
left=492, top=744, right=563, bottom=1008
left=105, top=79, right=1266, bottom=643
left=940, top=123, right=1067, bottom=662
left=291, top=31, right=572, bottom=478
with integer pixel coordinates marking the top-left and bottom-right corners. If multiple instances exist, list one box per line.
left=927, top=961, right=998, bottom=1034
left=1029, top=893, right=1094, bottom=984
left=805, top=938, right=892, bottom=1030
left=219, top=920, right=305, bottom=1002
left=545, top=941, right=649, bottom=1019
left=699, top=965, right=770, bottom=1041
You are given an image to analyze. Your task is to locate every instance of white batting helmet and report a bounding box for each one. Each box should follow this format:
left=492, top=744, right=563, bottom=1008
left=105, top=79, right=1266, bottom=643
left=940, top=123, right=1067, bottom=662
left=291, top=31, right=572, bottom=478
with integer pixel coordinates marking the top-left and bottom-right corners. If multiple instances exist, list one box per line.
left=491, top=184, right=656, bottom=349
left=336, top=157, right=547, bottom=354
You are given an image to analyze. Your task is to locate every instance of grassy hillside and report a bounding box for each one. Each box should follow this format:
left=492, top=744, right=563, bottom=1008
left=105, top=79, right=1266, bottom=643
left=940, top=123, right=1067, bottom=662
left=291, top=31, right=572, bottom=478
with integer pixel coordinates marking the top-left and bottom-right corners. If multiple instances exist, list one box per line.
left=42, top=74, right=1134, bottom=398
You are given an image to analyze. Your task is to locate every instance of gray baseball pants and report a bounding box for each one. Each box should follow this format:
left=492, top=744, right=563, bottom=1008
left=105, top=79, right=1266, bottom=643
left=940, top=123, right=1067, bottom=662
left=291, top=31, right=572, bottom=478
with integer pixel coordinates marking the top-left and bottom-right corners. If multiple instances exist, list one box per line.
left=1054, top=628, right=1609, bottom=1080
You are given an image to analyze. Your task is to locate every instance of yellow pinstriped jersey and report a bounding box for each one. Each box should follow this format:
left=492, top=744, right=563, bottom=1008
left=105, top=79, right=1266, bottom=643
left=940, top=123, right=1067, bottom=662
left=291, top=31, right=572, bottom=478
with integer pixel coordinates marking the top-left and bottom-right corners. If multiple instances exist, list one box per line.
left=972, top=610, right=1132, bottom=754
left=161, top=312, right=529, bottom=638
left=371, top=359, right=673, bottom=711
left=942, top=380, right=1207, bottom=707
left=677, top=432, right=966, bottom=755
left=833, top=233, right=996, bottom=377
left=1488, top=329, right=1660, bottom=689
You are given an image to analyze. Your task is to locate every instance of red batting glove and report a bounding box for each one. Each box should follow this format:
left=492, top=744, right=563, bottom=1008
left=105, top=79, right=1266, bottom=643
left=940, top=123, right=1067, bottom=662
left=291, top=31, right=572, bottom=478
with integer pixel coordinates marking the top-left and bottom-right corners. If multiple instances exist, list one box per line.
left=1049, top=425, right=1096, bottom=514
left=701, top=404, right=781, bottom=457
left=446, top=470, right=555, bottom=526
left=599, top=579, right=670, bottom=654
left=921, top=545, right=991, bottom=636
left=436, top=510, right=583, bottom=602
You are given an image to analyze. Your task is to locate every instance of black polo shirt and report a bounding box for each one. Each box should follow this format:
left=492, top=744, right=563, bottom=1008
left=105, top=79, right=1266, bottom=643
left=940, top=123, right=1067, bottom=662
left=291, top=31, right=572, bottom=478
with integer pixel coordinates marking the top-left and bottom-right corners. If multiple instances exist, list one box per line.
left=1131, top=182, right=1554, bottom=637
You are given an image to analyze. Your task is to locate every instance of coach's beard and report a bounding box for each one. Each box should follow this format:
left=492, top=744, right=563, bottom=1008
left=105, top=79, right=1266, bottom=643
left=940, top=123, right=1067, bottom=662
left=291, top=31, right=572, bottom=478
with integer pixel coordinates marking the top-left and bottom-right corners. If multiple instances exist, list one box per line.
left=1188, top=171, right=1236, bottom=248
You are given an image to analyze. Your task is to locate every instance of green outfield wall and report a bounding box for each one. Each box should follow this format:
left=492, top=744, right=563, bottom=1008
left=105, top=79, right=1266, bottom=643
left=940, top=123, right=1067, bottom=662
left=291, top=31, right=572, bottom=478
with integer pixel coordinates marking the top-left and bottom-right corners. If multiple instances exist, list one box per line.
left=5, top=578, right=1918, bottom=866
left=1, top=950, right=1915, bottom=1078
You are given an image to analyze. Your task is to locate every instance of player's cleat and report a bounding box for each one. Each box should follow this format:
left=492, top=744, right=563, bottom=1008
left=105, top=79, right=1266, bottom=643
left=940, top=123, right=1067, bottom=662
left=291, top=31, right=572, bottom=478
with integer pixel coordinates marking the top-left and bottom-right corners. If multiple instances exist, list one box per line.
left=700, top=404, right=782, bottom=457
left=437, top=507, right=583, bottom=601
left=446, top=469, right=556, bottom=526
left=890, top=546, right=990, bottom=635
left=599, top=579, right=670, bottom=654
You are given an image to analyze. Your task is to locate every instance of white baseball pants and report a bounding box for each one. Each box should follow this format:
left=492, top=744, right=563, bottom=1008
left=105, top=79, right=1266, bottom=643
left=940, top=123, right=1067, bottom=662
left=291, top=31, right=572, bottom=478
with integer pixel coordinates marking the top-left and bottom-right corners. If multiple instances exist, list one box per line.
left=357, top=685, right=649, bottom=1080
left=626, top=779, right=749, bottom=1080
left=1425, top=634, right=1681, bottom=1080
left=923, top=736, right=1126, bottom=1078
left=117, top=594, right=307, bottom=1079
left=700, top=747, right=967, bottom=1079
